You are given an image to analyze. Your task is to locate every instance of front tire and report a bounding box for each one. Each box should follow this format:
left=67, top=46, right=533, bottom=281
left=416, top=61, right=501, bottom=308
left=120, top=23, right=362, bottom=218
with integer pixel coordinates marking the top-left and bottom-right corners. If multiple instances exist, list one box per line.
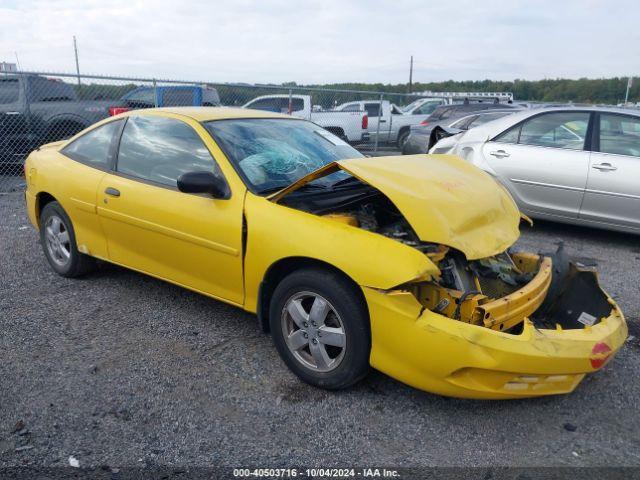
left=40, top=201, right=96, bottom=277
left=269, top=268, right=370, bottom=390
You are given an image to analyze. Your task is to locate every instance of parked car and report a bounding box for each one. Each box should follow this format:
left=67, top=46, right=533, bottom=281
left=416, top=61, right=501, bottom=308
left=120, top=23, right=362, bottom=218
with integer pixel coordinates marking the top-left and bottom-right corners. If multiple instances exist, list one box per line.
left=0, top=74, right=113, bottom=167
left=430, top=107, right=640, bottom=234
left=243, top=95, right=369, bottom=144
left=111, top=85, right=221, bottom=114
left=24, top=107, right=626, bottom=399
left=398, top=97, right=447, bottom=115
left=334, top=99, right=442, bottom=148
left=402, top=103, right=521, bottom=154
left=402, top=108, right=522, bottom=154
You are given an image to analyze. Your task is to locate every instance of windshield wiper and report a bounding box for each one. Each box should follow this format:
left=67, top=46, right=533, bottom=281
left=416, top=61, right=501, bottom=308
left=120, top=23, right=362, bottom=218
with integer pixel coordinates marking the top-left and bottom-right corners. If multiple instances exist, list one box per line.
left=328, top=175, right=363, bottom=189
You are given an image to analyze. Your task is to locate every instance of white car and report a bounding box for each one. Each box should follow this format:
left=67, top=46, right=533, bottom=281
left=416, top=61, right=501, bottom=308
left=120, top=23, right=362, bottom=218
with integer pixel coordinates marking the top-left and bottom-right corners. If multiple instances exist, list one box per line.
left=243, top=95, right=369, bottom=144
left=430, top=107, right=640, bottom=234
left=335, top=99, right=445, bottom=148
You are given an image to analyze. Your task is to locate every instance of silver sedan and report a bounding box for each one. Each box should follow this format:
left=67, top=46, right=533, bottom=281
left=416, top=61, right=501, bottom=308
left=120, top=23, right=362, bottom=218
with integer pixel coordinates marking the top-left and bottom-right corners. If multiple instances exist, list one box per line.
left=430, top=107, right=640, bottom=234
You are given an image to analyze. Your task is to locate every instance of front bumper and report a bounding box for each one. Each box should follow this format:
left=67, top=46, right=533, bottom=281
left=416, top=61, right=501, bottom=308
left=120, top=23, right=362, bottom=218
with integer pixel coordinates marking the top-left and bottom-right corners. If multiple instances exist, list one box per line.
left=364, top=285, right=627, bottom=399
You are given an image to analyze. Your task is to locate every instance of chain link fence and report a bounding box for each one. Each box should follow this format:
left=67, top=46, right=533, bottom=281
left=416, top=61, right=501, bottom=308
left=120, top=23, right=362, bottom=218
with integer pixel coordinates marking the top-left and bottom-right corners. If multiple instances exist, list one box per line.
left=0, top=70, right=446, bottom=193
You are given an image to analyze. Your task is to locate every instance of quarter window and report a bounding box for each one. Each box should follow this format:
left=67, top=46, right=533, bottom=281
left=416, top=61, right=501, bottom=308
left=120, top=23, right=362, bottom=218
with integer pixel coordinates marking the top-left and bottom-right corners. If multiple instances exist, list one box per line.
left=494, top=125, right=520, bottom=144
left=116, top=115, right=223, bottom=188
left=61, top=120, right=123, bottom=167
left=518, top=112, right=590, bottom=149
left=599, top=113, right=640, bottom=157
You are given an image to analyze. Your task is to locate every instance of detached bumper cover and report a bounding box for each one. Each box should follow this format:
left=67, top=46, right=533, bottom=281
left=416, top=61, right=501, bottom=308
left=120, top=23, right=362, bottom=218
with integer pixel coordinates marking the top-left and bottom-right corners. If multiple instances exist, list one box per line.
left=364, top=286, right=627, bottom=399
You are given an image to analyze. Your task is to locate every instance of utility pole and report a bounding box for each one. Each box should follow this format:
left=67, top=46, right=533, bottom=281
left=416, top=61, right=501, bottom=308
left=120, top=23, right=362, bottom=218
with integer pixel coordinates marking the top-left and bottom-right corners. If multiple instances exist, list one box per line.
left=408, top=55, right=413, bottom=93
left=624, top=77, right=633, bottom=105
left=73, top=36, right=81, bottom=88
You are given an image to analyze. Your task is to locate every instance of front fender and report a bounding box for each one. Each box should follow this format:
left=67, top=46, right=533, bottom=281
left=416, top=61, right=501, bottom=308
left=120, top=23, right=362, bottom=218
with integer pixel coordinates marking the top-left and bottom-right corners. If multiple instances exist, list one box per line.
left=242, top=194, right=438, bottom=313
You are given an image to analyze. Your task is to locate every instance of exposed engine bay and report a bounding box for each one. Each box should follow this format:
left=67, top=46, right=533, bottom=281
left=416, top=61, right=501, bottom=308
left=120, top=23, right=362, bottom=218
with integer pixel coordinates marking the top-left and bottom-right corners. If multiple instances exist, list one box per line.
left=281, top=179, right=614, bottom=334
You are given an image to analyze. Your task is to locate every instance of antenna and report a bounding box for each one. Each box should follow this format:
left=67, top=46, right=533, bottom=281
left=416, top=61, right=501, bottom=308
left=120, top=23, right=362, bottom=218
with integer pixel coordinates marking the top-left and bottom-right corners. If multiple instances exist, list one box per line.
left=73, top=36, right=81, bottom=87
left=14, top=52, right=22, bottom=71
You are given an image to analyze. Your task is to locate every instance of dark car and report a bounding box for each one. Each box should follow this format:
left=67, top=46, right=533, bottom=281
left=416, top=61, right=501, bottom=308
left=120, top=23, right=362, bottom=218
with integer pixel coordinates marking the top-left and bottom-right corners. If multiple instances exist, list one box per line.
left=114, top=85, right=221, bottom=112
left=402, top=104, right=521, bottom=154
left=1, top=74, right=114, bottom=169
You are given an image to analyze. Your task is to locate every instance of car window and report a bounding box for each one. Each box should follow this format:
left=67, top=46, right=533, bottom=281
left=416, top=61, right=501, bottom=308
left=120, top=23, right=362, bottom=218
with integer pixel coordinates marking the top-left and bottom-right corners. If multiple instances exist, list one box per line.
left=246, top=98, right=284, bottom=112
left=415, top=102, right=439, bottom=115
left=450, top=115, right=477, bottom=130
left=125, top=88, right=156, bottom=107
left=30, top=77, right=75, bottom=102
left=0, top=78, right=19, bottom=104
left=494, top=124, right=521, bottom=144
left=289, top=98, right=304, bottom=113
left=162, top=88, right=195, bottom=106
left=204, top=118, right=363, bottom=194
left=468, top=112, right=511, bottom=128
left=340, top=103, right=361, bottom=112
left=519, top=112, right=590, bottom=149
left=61, top=120, right=123, bottom=167
left=116, top=115, right=223, bottom=188
left=428, top=106, right=449, bottom=120
left=364, top=103, right=380, bottom=117
left=599, top=113, right=640, bottom=157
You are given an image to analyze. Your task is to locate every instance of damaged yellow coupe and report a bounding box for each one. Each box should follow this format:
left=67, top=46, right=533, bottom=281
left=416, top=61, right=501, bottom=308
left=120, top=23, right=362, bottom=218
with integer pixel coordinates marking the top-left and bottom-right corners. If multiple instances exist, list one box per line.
left=24, top=108, right=627, bottom=399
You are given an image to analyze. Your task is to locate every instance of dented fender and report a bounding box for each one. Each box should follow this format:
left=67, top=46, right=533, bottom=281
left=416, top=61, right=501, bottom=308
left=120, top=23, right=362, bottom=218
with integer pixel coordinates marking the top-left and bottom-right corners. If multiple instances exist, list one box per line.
left=242, top=193, right=439, bottom=313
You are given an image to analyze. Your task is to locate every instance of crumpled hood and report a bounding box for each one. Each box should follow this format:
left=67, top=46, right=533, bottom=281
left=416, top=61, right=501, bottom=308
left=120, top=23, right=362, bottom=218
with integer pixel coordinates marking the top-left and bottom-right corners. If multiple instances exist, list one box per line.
left=270, top=154, right=521, bottom=260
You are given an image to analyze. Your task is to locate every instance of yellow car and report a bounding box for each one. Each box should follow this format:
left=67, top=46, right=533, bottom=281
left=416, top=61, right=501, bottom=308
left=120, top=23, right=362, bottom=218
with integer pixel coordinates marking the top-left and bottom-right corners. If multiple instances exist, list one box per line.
left=24, top=107, right=627, bottom=399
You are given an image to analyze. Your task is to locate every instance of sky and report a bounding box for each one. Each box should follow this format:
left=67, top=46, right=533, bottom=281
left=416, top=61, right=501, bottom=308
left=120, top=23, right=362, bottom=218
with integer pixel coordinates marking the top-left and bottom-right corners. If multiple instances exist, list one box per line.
left=1, top=0, right=638, bottom=85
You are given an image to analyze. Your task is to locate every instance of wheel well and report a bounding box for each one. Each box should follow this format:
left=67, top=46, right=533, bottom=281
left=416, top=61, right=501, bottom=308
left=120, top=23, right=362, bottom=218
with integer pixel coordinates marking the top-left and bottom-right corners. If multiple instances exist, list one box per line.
left=35, top=192, right=57, bottom=226
left=398, top=126, right=410, bottom=140
left=257, top=257, right=365, bottom=333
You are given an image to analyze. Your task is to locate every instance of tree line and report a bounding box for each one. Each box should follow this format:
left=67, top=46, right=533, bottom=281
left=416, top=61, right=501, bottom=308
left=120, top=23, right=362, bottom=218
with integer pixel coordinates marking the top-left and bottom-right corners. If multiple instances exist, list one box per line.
left=74, top=77, right=637, bottom=107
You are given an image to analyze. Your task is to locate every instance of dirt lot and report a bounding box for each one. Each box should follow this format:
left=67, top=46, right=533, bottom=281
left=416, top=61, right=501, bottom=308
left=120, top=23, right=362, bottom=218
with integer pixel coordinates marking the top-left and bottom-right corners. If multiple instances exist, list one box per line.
left=1, top=191, right=639, bottom=469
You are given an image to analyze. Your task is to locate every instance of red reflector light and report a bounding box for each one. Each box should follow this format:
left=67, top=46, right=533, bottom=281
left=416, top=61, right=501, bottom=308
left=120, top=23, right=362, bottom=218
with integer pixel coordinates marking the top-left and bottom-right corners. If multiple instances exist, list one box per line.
left=109, top=107, right=130, bottom=116
left=362, top=115, right=368, bottom=130
left=590, top=342, right=612, bottom=369
left=420, top=120, right=430, bottom=126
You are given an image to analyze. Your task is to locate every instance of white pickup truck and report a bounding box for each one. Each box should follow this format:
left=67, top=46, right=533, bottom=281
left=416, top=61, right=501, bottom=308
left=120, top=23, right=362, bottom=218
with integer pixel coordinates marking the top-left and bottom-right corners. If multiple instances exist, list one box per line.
left=243, top=95, right=369, bottom=144
left=334, top=98, right=445, bottom=148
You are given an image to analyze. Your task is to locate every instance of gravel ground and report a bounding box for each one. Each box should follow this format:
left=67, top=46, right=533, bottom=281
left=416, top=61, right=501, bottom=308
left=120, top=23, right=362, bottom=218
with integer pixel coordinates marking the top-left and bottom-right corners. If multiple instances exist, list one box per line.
left=1, top=191, right=639, bottom=470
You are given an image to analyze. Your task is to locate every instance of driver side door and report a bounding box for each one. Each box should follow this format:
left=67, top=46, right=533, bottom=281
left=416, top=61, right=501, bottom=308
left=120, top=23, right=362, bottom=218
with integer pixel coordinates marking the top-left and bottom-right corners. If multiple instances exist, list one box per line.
left=96, top=114, right=245, bottom=305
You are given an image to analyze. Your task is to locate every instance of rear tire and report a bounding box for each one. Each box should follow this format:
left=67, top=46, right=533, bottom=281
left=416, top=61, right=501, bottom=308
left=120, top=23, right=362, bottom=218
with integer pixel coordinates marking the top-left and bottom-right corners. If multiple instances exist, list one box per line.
left=40, top=201, right=96, bottom=277
left=269, top=268, right=370, bottom=390
left=397, top=129, right=410, bottom=149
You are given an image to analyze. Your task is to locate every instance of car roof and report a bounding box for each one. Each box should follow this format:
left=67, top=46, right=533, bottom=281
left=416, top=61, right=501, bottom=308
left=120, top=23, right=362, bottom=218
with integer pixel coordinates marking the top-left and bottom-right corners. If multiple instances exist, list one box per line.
left=124, top=106, right=291, bottom=122
left=467, top=105, right=640, bottom=136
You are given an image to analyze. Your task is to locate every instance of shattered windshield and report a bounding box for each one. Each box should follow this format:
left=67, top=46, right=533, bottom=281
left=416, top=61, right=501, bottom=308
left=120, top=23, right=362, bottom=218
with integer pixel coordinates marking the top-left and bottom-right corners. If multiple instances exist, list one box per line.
left=204, top=118, right=363, bottom=194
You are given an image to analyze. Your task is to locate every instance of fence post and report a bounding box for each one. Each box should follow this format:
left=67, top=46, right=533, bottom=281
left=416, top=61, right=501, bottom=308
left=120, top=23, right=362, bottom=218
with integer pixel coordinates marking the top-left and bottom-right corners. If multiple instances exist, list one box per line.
left=153, top=79, right=158, bottom=107
left=373, top=92, right=384, bottom=153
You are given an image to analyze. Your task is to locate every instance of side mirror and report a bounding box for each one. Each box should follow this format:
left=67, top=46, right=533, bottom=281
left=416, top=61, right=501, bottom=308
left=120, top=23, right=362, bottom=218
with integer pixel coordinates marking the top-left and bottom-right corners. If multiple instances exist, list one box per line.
left=177, top=171, right=229, bottom=199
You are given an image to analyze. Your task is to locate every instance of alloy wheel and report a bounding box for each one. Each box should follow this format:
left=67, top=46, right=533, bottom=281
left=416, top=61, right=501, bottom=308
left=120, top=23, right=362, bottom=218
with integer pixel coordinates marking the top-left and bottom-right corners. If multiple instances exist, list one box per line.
left=281, top=291, right=346, bottom=372
left=44, top=214, right=71, bottom=267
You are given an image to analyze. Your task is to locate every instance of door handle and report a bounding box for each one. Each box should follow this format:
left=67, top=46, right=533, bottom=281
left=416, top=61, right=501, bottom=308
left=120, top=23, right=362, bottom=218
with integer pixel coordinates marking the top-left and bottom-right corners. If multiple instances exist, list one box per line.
left=592, top=162, right=617, bottom=172
left=489, top=150, right=510, bottom=158
left=104, top=187, right=121, bottom=197
left=379, top=119, right=387, bottom=123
